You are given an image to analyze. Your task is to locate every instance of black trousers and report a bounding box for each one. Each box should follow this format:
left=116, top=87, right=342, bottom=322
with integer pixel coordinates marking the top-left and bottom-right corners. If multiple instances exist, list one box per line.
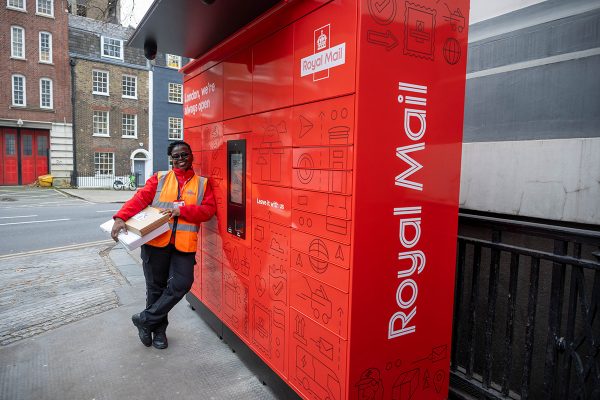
left=139, top=243, right=195, bottom=329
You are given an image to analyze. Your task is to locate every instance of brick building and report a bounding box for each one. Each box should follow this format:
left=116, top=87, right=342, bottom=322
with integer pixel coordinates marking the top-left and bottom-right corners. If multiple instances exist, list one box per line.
left=69, top=14, right=151, bottom=186
left=0, top=0, right=73, bottom=186
left=150, top=52, right=189, bottom=171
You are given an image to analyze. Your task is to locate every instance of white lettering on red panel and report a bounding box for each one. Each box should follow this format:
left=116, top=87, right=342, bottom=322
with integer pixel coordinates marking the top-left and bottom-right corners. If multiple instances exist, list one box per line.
left=388, top=82, right=428, bottom=340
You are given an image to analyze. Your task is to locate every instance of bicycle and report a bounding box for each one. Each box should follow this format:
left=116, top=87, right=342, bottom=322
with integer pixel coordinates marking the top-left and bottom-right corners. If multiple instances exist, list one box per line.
left=113, top=174, right=137, bottom=190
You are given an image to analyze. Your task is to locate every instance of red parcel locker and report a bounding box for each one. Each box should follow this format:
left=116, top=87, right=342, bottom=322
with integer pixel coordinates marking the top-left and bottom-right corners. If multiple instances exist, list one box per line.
left=180, top=0, right=470, bottom=398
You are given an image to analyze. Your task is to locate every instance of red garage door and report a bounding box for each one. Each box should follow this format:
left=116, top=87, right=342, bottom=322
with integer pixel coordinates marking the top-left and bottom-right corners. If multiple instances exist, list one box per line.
left=0, top=128, right=49, bottom=185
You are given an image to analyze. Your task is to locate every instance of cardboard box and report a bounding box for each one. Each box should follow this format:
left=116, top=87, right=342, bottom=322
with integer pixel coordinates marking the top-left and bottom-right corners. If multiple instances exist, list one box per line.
left=100, top=220, right=170, bottom=251
left=124, top=206, right=170, bottom=236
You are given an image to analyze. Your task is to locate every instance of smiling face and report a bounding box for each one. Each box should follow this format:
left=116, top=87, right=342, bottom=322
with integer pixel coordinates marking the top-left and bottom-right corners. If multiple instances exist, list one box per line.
left=170, top=144, right=194, bottom=170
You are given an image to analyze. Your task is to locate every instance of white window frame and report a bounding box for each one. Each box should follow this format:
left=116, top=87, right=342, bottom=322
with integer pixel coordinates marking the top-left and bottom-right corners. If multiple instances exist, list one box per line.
left=168, top=117, right=183, bottom=140
left=39, top=31, right=52, bottom=63
left=92, top=70, right=109, bottom=96
left=168, top=83, right=183, bottom=104
left=7, top=0, right=26, bottom=12
left=101, top=36, right=123, bottom=60
left=36, top=0, right=53, bottom=17
left=93, top=111, right=109, bottom=137
left=11, top=26, right=25, bottom=59
left=121, top=114, right=137, bottom=138
left=166, top=54, right=181, bottom=69
left=39, top=78, right=53, bottom=109
left=121, top=75, right=137, bottom=99
left=94, top=152, right=114, bottom=176
left=11, top=74, right=26, bottom=107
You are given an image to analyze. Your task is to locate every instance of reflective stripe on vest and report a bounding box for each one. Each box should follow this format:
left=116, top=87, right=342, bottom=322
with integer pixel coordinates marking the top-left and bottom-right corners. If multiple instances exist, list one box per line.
left=146, top=170, right=206, bottom=252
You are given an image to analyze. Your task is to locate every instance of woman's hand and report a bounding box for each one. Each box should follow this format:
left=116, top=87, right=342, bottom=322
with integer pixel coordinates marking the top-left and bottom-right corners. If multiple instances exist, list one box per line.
left=111, top=218, right=127, bottom=241
left=160, top=208, right=180, bottom=218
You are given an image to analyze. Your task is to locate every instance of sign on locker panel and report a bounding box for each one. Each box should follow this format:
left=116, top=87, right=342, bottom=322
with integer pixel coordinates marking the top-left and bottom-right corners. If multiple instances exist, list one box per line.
left=292, top=189, right=352, bottom=221
left=223, top=47, right=253, bottom=120
left=250, top=218, right=291, bottom=376
left=292, top=168, right=353, bottom=195
left=251, top=184, right=292, bottom=227
left=289, top=269, right=348, bottom=340
left=292, top=230, right=351, bottom=270
left=292, top=209, right=352, bottom=245
left=201, top=251, right=223, bottom=317
left=201, top=225, right=223, bottom=261
left=185, top=64, right=223, bottom=125
left=288, top=307, right=348, bottom=400
left=291, top=95, right=355, bottom=147
left=252, top=24, right=294, bottom=114
left=347, top=0, right=470, bottom=398
left=222, top=236, right=251, bottom=279
left=251, top=107, right=293, bottom=148
left=183, top=74, right=203, bottom=128
left=292, top=147, right=353, bottom=171
left=291, top=249, right=350, bottom=294
left=252, top=147, right=292, bottom=188
left=222, top=264, right=250, bottom=341
left=293, top=0, right=357, bottom=105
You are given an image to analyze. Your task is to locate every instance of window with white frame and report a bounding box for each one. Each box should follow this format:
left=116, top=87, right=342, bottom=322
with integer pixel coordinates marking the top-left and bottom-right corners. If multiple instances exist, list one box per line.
left=7, top=0, right=25, bottom=11
left=168, top=117, right=183, bottom=140
left=168, top=83, right=182, bottom=103
left=36, top=0, right=53, bottom=16
left=101, top=36, right=123, bottom=60
left=122, top=114, right=137, bottom=138
left=94, top=152, right=114, bottom=175
left=12, top=75, right=26, bottom=106
left=92, top=70, right=109, bottom=95
left=93, top=111, right=109, bottom=136
left=40, top=78, right=52, bottom=109
left=11, top=26, right=25, bottom=59
left=166, top=54, right=181, bottom=69
left=121, top=75, right=137, bottom=98
left=39, top=31, right=52, bottom=63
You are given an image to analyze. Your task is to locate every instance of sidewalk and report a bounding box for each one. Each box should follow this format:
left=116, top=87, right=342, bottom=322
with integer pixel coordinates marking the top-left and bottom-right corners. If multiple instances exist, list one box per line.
left=58, top=187, right=135, bottom=203
left=1, top=189, right=283, bottom=399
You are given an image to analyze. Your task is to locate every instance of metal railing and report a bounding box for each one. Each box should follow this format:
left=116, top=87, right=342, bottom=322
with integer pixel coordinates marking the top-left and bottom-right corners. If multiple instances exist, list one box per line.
left=450, top=212, right=600, bottom=400
left=69, top=172, right=141, bottom=189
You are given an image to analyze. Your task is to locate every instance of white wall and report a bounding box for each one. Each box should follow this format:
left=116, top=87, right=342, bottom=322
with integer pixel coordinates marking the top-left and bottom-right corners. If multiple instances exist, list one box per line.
left=460, top=138, right=600, bottom=224
left=470, top=0, right=547, bottom=24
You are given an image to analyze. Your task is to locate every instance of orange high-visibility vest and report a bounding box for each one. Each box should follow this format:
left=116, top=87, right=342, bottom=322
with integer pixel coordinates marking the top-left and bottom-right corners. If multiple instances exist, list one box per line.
left=146, top=170, right=208, bottom=252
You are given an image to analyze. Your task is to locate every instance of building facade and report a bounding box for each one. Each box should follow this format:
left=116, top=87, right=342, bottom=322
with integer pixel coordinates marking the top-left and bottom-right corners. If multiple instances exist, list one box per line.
left=0, top=0, right=73, bottom=186
left=69, top=14, right=151, bottom=186
left=150, top=52, right=188, bottom=171
left=461, top=0, right=600, bottom=225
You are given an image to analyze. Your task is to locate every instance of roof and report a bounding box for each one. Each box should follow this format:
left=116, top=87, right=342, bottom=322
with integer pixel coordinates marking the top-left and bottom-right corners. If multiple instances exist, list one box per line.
left=128, top=0, right=282, bottom=60
left=69, top=14, right=133, bottom=40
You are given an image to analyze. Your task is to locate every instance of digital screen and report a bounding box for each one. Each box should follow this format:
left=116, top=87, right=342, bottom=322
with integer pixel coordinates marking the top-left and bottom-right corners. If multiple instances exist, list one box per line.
left=230, top=152, right=243, bottom=205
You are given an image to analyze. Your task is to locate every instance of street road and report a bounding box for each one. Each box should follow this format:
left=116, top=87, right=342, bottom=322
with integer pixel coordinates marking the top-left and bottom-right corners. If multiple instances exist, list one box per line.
left=0, top=187, right=122, bottom=255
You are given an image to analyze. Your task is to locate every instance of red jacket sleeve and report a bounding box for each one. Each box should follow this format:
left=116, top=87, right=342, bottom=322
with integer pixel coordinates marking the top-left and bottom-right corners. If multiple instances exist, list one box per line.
left=178, top=180, right=217, bottom=224
left=113, top=174, right=158, bottom=221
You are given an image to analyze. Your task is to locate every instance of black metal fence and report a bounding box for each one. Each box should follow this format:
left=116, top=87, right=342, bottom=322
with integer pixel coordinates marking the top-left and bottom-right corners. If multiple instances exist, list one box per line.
left=450, top=212, right=600, bottom=399
left=70, top=172, right=142, bottom=189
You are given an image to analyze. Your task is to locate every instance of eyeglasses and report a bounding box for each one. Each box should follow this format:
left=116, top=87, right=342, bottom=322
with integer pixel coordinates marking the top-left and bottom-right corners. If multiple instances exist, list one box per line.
left=171, top=152, right=190, bottom=160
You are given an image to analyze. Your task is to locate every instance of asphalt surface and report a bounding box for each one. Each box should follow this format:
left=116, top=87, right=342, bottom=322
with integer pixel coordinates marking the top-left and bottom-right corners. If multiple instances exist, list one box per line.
left=0, top=187, right=282, bottom=400
left=0, top=187, right=122, bottom=254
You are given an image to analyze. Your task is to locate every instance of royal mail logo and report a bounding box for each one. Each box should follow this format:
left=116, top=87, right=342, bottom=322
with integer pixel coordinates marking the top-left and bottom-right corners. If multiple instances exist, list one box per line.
left=300, top=24, right=346, bottom=81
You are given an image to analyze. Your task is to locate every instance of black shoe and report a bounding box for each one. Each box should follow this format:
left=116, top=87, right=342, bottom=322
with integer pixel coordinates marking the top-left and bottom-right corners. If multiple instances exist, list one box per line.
left=153, top=327, right=168, bottom=349
left=131, top=313, right=152, bottom=347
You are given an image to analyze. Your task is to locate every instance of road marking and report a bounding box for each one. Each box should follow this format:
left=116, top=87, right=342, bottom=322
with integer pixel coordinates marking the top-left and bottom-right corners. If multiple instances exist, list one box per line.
left=95, top=209, right=119, bottom=213
left=0, top=239, right=116, bottom=260
left=0, top=218, right=70, bottom=226
left=0, top=215, right=38, bottom=219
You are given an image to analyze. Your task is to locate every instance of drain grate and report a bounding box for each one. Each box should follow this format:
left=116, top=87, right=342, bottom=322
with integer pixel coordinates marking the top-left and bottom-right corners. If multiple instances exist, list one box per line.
left=0, top=197, right=16, bottom=202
